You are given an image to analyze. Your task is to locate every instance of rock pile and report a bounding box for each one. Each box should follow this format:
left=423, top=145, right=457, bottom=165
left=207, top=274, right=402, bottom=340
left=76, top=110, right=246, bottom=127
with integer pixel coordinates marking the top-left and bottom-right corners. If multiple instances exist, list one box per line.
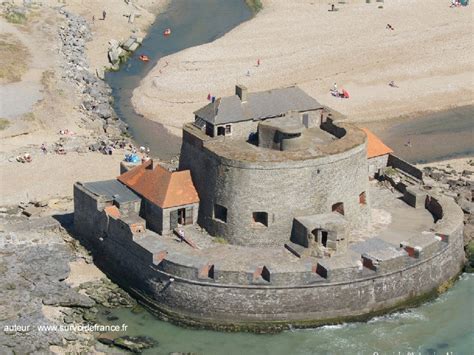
left=421, top=160, right=474, bottom=270
left=108, top=36, right=143, bottom=70
left=58, top=8, right=127, bottom=139
left=78, top=279, right=135, bottom=309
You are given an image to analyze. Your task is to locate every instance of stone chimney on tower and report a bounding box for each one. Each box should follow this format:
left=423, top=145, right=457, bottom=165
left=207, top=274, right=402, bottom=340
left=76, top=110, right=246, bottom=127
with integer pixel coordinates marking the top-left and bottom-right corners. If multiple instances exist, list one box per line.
left=235, top=85, right=248, bottom=102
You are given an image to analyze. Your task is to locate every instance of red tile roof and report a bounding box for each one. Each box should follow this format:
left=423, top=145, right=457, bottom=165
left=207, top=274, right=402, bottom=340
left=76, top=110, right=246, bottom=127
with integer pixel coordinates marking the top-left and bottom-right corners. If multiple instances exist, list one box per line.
left=361, top=128, right=393, bottom=158
left=117, top=160, right=199, bottom=209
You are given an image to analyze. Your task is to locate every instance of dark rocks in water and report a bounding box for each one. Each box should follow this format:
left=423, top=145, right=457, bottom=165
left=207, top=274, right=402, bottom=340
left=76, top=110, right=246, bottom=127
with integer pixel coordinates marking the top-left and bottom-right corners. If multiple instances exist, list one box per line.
left=97, top=335, right=115, bottom=345
left=113, top=335, right=158, bottom=353
left=106, top=315, right=119, bottom=321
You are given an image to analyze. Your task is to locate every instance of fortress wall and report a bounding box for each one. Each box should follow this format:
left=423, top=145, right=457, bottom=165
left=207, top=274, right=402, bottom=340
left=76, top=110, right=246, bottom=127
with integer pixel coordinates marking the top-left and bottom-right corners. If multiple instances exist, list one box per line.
left=180, top=137, right=369, bottom=246
left=388, top=154, right=423, bottom=180
left=74, top=186, right=465, bottom=329
left=73, top=183, right=109, bottom=239
left=143, top=221, right=464, bottom=326
left=368, top=154, right=389, bottom=177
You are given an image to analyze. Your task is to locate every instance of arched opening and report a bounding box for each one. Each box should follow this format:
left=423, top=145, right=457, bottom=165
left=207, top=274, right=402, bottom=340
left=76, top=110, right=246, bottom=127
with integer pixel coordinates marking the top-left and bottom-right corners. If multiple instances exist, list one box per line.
left=359, top=192, right=367, bottom=205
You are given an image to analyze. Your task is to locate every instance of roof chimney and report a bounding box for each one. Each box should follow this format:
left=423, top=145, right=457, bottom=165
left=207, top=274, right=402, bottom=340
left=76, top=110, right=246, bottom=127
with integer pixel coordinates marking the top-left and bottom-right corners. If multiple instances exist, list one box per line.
left=235, top=85, right=248, bottom=102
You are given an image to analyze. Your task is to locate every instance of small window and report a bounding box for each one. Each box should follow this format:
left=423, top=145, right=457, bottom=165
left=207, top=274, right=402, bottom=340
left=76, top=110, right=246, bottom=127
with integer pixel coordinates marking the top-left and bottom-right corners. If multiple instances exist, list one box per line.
left=359, top=192, right=367, bottom=205
left=214, top=204, right=227, bottom=223
left=217, top=126, right=225, bottom=136
left=332, top=202, right=345, bottom=216
left=252, top=212, right=268, bottom=227
left=225, top=124, right=232, bottom=135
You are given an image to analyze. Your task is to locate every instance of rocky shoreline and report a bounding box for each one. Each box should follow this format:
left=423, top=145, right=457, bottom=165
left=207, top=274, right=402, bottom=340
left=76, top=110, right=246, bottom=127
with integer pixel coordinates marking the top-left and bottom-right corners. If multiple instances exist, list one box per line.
left=419, top=160, right=474, bottom=271
left=58, top=7, right=127, bottom=139
left=0, top=201, right=146, bottom=353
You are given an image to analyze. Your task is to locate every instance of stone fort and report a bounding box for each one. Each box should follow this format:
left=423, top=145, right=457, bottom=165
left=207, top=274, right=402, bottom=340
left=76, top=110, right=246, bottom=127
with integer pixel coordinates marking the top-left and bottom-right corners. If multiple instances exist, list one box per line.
left=74, top=85, right=465, bottom=331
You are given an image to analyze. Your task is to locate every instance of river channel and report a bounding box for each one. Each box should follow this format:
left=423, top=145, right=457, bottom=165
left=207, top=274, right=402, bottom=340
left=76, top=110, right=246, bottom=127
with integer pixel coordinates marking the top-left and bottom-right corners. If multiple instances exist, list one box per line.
left=105, top=0, right=252, bottom=160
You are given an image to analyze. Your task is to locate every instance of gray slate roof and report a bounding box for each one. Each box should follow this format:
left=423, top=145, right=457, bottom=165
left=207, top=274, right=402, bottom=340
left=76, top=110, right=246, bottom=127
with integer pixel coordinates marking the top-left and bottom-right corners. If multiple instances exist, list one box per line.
left=83, top=179, right=140, bottom=204
left=194, top=86, right=322, bottom=125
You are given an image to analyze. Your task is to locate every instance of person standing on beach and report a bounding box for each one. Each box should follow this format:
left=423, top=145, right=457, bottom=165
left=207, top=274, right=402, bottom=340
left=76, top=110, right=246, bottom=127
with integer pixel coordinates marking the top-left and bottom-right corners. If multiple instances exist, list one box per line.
left=102, top=10, right=106, bottom=20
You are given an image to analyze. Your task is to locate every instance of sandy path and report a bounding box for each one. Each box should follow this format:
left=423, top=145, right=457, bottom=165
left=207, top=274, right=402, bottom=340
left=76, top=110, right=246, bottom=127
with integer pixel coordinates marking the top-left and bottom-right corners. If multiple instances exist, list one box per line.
left=0, top=19, right=52, bottom=118
left=133, top=0, right=473, bottom=136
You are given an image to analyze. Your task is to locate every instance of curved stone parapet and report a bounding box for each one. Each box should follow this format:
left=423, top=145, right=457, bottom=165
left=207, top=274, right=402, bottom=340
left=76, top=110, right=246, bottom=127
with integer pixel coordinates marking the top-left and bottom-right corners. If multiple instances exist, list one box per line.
left=75, top=181, right=466, bottom=331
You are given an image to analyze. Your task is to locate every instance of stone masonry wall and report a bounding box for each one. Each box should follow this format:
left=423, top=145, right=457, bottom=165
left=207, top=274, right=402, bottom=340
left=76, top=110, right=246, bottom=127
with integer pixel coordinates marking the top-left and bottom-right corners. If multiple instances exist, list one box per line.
left=179, top=134, right=370, bottom=246
left=74, top=180, right=465, bottom=329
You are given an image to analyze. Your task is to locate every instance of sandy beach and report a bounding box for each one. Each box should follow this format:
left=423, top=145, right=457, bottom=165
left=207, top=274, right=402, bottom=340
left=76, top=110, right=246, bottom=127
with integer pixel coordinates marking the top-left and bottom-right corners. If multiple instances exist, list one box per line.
left=132, top=0, right=473, bottom=136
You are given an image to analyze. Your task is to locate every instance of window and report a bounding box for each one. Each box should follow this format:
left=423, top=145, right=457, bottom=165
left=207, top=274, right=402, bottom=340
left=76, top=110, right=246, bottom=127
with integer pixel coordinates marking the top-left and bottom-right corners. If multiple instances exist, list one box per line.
left=217, top=126, right=225, bottom=136
left=225, top=124, right=232, bottom=135
left=252, top=212, right=268, bottom=227
left=332, top=202, right=345, bottom=216
left=359, top=192, right=367, bottom=205
left=214, top=204, right=227, bottom=223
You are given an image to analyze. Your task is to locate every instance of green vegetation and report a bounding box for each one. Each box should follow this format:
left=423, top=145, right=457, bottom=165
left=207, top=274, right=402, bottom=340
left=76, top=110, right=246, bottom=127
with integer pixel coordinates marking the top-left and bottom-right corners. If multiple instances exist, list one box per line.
left=245, top=0, right=263, bottom=14
left=0, top=118, right=10, bottom=130
left=22, top=112, right=35, bottom=122
left=214, top=236, right=229, bottom=244
left=0, top=34, right=29, bottom=84
left=384, top=167, right=398, bottom=177
left=464, top=240, right=474, bottom=273
left=4, top=10, right=27, bottom=24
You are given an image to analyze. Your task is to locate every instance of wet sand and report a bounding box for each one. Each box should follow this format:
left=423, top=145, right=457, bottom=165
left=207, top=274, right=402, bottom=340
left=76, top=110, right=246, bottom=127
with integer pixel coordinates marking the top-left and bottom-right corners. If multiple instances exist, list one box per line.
left=363, top=105, right=474, bottom=163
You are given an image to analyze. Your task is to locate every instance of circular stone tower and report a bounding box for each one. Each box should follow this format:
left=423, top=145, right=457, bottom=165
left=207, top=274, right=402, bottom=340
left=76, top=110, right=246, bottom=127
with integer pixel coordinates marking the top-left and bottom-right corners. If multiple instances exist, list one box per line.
left=179, top=90, right=369, bottom=247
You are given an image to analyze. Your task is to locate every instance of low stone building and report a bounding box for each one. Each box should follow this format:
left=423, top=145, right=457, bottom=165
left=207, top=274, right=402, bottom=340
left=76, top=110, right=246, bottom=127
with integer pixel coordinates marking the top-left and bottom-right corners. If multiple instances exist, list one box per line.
left=117, top=159, right=199, bottom=235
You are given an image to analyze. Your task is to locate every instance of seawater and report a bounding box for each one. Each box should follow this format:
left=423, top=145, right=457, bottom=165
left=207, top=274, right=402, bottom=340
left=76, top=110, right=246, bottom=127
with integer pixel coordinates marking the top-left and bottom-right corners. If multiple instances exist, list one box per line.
left=98, top=274, right=474, bottom=355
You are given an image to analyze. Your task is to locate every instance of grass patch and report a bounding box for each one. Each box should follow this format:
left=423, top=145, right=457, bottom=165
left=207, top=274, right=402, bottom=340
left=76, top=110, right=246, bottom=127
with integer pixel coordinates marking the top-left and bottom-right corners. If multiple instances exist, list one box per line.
left=214, top=236, right=229, bottom=244
left=0, top=34, right=29, bottom=84
left=41, top=70, right=55, bottom=91
left=464, top=240, right=474, bottom=273
left=4, top=11, right=27, bottom=24
left=384, top=167, right=398, bottom=177
left=22, top=112, right=35, bottom=122
left=0, top=118, right=11, bottom=130
left=245, top=0, right=263, bottom=14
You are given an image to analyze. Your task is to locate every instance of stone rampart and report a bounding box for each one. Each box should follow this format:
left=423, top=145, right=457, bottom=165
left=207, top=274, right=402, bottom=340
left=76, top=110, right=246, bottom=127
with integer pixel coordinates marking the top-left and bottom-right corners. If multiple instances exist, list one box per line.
left=73, top=183, right=465, bottom=331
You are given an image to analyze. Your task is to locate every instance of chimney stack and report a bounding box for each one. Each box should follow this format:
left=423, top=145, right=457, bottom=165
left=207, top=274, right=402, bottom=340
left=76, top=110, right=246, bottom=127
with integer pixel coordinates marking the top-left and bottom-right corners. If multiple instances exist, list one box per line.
left=235, top=85, right=248, bottom=102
